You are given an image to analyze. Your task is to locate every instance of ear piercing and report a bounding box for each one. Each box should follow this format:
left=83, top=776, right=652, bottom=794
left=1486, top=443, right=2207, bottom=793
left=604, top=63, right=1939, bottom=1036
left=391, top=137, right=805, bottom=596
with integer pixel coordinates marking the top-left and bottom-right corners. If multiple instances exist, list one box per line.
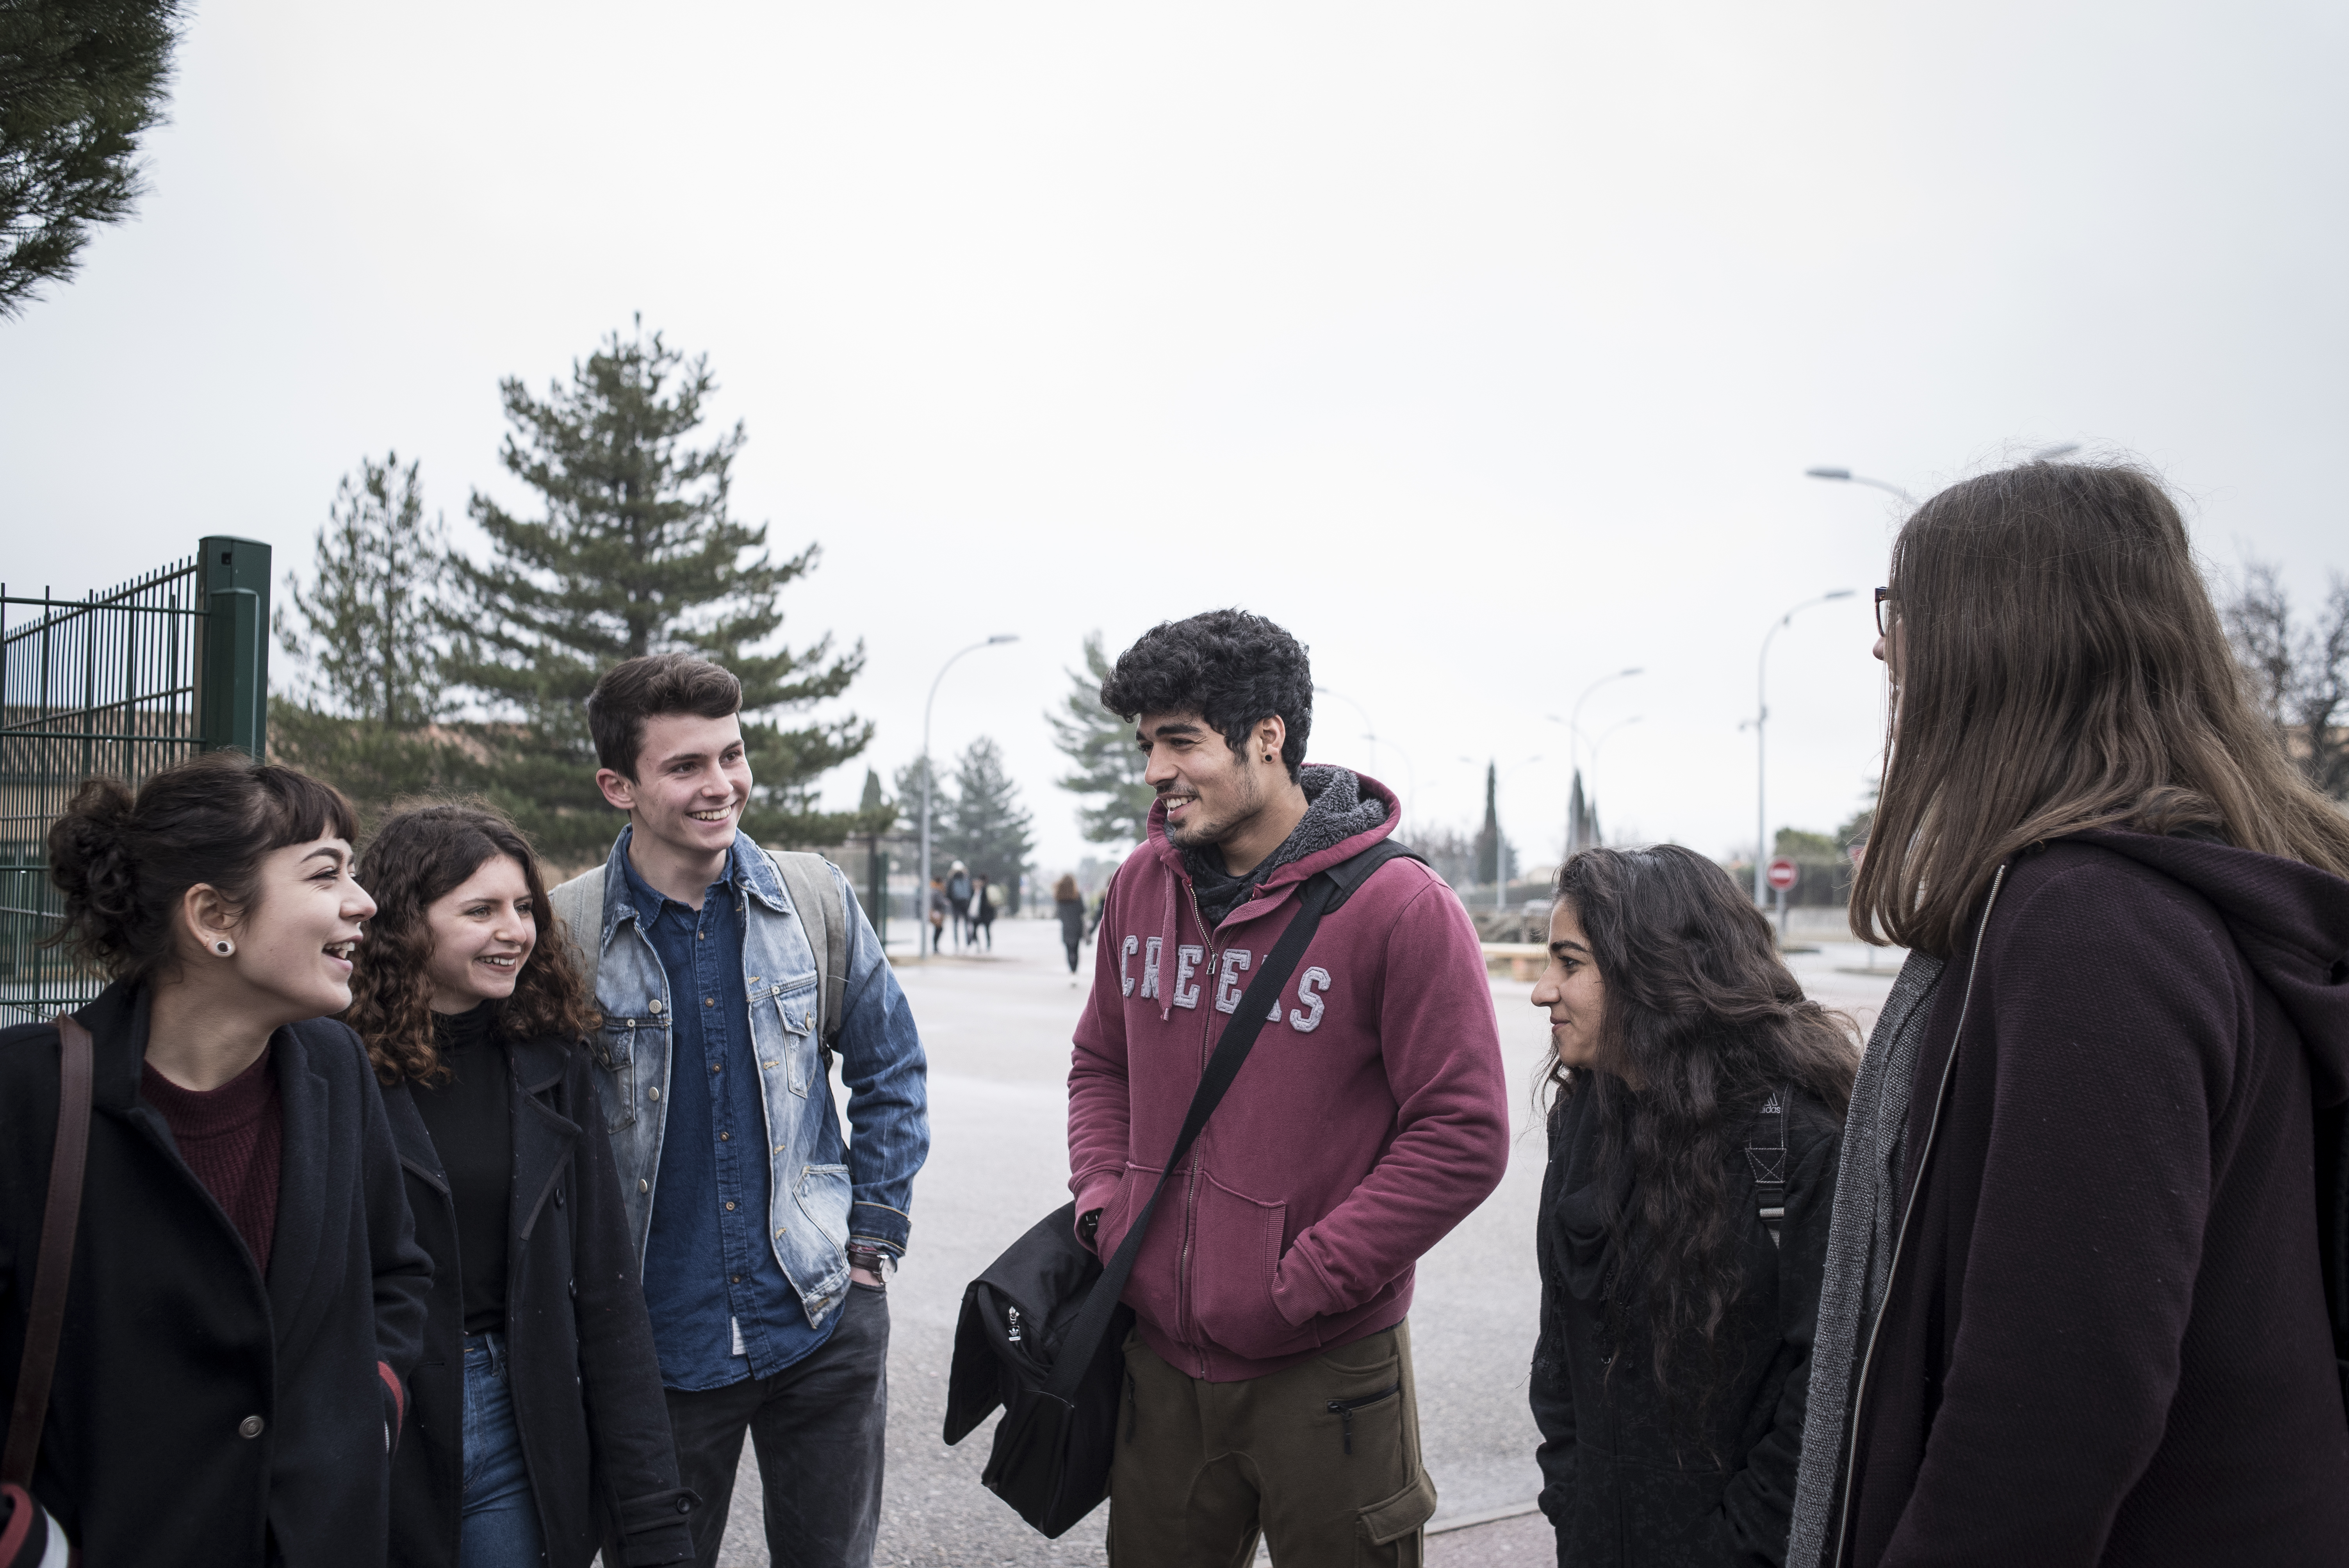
left=212, top=939, right=235, bottom=957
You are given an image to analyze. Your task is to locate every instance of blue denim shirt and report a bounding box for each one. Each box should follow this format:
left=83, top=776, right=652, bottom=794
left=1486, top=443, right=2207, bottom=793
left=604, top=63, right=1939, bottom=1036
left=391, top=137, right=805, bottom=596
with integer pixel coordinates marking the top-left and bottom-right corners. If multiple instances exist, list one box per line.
left=567, top=829, right=928, bottom=1341
left=620, top=837, right=830, bottom=1388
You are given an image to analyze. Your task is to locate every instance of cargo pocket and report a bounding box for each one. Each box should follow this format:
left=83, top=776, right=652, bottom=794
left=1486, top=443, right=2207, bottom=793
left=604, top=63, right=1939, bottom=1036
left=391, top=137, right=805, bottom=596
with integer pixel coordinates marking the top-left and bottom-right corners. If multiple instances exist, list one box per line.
left=1355, top=1466, right=1437, bottom=1566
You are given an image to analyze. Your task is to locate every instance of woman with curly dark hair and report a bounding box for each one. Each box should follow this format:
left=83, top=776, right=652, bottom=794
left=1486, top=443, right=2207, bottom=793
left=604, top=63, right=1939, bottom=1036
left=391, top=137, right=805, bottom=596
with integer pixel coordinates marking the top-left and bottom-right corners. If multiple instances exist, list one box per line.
left=349, top=802, right=693, bottom=1568
left=1529, top=843, right=1858, bottom=1566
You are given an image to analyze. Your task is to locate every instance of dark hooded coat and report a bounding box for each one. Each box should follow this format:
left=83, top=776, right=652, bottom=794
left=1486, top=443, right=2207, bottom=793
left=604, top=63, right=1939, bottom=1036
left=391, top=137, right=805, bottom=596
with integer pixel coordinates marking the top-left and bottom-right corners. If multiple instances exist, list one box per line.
left=1842, top=831, right=2349, bottom=1566
left=1533, top=1083, right=1841, bottom=1566
left=381, top=1032, right=693, bottom=1568
left=0, top=983, right=432, bottom=1567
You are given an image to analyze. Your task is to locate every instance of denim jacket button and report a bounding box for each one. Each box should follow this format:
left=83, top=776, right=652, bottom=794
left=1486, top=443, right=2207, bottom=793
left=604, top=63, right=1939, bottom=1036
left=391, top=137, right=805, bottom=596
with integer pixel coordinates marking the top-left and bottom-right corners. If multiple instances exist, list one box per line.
left=639, top=1179, right=650, bottom=1193
left=649, top=1087, right=661, bottom=1101
left=649, top=999, right=663, bottom=1014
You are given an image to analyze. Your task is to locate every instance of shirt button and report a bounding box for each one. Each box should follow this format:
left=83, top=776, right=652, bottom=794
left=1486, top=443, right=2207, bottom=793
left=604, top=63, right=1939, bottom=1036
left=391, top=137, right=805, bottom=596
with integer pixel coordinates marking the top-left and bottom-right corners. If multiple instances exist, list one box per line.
left=718, top=1131, right=730, bottom=1141
left=711, top=1064, right=721, bottom=1074
left=704, top=996, right=715, bottom=1007
left=238, top=1415, right=265, bottom=1439
left=725, top=1201, right=737, bottom=1211
left=731, top=1275, right=741, bottom=1283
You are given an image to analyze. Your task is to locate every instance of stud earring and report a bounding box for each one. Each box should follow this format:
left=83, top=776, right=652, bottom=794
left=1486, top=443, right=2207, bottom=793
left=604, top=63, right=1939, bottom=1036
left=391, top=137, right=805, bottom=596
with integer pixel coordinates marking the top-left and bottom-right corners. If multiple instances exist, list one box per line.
left=212, top=939, right=235, bottom=957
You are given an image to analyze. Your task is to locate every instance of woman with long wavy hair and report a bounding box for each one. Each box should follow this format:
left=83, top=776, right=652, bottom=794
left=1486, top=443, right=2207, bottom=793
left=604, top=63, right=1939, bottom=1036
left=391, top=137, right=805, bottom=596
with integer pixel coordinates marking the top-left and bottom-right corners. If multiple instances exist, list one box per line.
left=1786, top=463, right=2349, bottom=1568
left=1529, top=843, right=1858, bottom=1566
left=349, top=802, right=693, bottom=1568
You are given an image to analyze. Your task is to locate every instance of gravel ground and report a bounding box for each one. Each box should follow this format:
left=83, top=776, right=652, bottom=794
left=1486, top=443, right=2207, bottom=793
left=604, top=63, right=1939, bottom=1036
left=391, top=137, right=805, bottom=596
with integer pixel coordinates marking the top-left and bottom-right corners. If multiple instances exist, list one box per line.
left=702, top=910, right=1898, bottom=1565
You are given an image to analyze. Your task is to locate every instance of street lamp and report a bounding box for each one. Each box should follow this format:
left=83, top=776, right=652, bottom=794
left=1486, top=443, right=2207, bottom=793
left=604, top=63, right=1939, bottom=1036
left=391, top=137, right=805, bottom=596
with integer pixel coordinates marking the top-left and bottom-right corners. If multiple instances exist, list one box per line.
left=920, top=634, right=1018, bottom=953
left=1546, top=666, right=1640, bottom=853
left=1750, top=592, right=1855, bottom=905
left=1315, top=684, right=1417, bottom=824
left=1804, top=467, right=1918, bottom=507
left=1581, top=715, right=1642, bottom=816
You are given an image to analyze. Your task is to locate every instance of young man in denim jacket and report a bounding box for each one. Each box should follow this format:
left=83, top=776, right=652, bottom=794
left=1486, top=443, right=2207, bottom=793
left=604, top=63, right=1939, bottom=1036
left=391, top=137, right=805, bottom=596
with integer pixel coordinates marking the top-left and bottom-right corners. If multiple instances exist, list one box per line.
left=554, top=653, right=929, bottom=1568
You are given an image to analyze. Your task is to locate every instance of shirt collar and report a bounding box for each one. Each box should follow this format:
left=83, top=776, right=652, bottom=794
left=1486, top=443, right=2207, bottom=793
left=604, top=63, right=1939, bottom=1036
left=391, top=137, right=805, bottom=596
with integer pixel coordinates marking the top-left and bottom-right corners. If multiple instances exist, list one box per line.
left=615, top=827, right=743, bottom=931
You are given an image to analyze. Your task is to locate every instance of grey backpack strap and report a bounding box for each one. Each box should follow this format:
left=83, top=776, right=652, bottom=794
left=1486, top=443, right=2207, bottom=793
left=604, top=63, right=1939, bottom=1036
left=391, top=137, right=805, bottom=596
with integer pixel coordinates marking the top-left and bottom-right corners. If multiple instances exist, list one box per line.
left=768, top=850, right=850, bottom=1050
left=548, top=867, right=605, bottom=1016
left=1746, top=1086, right=1790, bottom=1248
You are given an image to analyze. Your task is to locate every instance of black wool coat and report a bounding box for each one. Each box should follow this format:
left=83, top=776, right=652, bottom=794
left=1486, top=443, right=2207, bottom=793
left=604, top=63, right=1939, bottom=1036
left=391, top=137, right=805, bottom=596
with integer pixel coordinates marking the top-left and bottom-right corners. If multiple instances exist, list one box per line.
left=1532, top=1081, right=1840, bottom=1568
left=1843, top=834, right=2349, bottom=1568
left=381, top=1033, right=694, bottom=1568
left=0, top=982, right=433, bottom=1567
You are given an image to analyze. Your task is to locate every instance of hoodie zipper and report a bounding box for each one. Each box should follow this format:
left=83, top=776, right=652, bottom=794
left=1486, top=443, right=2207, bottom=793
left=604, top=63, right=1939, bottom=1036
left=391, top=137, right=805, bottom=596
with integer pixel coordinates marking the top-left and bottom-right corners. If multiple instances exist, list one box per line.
left=1829, top=864, right=2008, bottom=1568
left=1176, top=877, right=1214, bottom=1373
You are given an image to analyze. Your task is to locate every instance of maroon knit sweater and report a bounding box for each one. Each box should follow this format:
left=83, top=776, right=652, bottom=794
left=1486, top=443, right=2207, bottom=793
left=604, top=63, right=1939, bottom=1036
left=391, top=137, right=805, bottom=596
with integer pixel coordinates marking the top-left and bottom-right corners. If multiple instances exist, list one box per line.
left=142, top=1046, right=283, bottom=1276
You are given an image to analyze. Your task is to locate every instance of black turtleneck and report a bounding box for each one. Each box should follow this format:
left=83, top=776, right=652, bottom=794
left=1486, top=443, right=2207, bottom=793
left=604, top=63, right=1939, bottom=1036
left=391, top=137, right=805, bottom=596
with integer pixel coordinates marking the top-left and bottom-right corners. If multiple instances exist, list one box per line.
left=410, top=1002, right=512, bottom=1335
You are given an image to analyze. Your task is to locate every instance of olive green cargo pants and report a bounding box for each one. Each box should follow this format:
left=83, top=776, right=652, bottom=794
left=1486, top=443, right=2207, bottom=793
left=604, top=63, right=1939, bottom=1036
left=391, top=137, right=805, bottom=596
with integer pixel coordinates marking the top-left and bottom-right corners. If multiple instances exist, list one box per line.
left=1107, top=1321, right=1438, bottom=1568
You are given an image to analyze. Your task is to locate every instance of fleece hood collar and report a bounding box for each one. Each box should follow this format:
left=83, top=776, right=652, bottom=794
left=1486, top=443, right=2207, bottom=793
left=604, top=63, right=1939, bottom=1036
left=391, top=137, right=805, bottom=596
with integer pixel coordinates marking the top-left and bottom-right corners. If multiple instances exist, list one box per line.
left=1135, top=766, right=1401, bottom=1019
left=2071, top=829, right=2349, bottom=1108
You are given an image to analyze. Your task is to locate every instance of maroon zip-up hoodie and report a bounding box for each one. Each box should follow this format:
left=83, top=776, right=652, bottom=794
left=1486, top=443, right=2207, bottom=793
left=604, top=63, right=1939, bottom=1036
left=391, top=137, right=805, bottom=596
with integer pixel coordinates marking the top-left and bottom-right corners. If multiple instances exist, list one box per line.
left=1068, top=771, right=1510, bottom=1383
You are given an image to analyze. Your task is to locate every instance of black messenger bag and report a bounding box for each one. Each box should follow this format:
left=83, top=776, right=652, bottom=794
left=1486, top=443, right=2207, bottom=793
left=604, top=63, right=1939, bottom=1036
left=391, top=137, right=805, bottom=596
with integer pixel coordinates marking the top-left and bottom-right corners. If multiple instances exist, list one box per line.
left=943, top=839, right=1422, bottom=1538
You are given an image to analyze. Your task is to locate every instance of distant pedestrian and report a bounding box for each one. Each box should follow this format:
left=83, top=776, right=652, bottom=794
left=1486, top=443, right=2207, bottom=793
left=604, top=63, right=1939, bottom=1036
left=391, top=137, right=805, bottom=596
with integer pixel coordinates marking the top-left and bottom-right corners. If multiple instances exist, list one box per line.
left=927, top=878, right=948, bottom=954
left=969, top=875, right=995, bottom=951
left=0, top=753, right=429, bottom=1566
left=1071, top=610, right=1510, bottom=1565
left=1788, top=462, right=2349, bottom=1568
left=945, top=861, right=973, bottom=951
left=1053, top=873, right=1086, bottom=982
left=1528, top=844, right=1857, bottom=1566
left=351, top=802, right=694, bottom=1568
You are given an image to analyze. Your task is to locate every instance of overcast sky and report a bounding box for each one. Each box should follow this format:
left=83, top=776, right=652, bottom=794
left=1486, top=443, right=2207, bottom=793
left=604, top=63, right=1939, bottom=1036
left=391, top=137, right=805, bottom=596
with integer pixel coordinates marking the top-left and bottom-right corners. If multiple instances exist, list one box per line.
left=5, top=0, right=2344, bottom=875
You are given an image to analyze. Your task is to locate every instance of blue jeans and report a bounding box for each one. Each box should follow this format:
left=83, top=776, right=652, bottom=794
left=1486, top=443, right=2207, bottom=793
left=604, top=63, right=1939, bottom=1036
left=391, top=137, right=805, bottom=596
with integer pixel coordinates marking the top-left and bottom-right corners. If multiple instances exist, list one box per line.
left=461, top=1331, right=547, bottom=1568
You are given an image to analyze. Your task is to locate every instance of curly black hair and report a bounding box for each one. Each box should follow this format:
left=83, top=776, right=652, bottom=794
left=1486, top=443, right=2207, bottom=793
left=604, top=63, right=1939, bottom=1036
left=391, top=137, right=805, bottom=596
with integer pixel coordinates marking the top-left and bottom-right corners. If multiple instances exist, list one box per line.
left=1098, top=609, right=1314, bottom=779
left=1542, top=844, right=1859, bottom=1448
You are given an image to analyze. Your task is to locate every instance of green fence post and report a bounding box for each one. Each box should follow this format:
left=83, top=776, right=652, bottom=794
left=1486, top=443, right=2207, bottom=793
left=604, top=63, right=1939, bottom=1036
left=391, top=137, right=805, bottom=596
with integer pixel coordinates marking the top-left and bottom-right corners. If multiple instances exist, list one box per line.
left=198, top=536, right=272, bottom=758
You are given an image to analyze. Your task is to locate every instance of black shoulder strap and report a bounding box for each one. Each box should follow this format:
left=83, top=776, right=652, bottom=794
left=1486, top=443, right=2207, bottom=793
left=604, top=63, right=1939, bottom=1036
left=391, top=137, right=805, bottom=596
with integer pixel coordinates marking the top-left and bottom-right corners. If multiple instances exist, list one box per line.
left=1746, top=1085, right=1789, bottom=1249
left=1044, top=846, right=1382, bottom=1401
left=1321, top=837, right=1426, bottom=914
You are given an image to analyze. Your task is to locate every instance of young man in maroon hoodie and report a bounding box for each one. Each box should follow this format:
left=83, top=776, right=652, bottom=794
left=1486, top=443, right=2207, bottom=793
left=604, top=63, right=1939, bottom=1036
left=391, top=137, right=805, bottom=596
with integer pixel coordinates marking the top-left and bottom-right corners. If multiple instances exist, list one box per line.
left=1068, top=610, right=1511, bottom=1568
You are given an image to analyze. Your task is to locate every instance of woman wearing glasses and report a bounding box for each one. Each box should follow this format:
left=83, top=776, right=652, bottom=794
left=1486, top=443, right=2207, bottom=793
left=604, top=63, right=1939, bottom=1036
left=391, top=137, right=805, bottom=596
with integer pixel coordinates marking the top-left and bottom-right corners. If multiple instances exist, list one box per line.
left=350, top=803, right=693, bottom=1568
left=1788, top=462, right=2349, bottom=1568
left=1529, top=843, right=1859, bottom=1565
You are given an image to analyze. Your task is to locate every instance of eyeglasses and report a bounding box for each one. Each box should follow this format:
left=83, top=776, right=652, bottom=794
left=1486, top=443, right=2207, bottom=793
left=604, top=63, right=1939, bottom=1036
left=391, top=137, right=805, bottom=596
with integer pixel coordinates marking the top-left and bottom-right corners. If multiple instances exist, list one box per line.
left=1874, top=587, right=1896, bottom=638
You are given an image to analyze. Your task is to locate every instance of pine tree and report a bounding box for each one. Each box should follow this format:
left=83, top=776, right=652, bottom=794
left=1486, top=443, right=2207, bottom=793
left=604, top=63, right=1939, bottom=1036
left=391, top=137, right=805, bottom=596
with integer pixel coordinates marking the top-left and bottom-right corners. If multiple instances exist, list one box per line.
left=268, top=454, right=472, bottom=819
left=1, top=0, right=184, bottom=317
left=1046, top=631, right=1153, bottom=845
left=442, top=323, right=877, bottom=859
left=276, top=453, right=447, bottom=726
left=936, top=736, right=1035, bottom=911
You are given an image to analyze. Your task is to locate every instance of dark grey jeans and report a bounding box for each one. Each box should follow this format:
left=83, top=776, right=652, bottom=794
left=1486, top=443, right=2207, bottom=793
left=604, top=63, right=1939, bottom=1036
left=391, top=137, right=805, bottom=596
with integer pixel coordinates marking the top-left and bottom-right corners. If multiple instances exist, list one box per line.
left=663, top=1281, right=891, bottom=1568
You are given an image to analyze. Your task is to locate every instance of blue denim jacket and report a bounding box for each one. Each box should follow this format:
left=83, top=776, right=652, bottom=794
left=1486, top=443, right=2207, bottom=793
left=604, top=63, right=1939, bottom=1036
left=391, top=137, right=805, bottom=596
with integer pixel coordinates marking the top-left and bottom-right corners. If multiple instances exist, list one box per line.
left=583, top=830, right=928, bottom=1332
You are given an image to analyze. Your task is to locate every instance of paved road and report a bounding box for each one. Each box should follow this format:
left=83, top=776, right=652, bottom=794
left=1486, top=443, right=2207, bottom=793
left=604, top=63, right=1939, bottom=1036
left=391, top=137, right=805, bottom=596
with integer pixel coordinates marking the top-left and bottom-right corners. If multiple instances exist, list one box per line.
left=711, top=912, right=1899, bottom=1566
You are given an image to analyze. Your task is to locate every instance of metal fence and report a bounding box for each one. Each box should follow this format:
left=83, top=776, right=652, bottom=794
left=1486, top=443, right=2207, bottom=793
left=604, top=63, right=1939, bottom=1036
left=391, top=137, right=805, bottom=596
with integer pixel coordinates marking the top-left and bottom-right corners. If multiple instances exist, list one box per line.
left=1, top=537, right=272, bottom=1024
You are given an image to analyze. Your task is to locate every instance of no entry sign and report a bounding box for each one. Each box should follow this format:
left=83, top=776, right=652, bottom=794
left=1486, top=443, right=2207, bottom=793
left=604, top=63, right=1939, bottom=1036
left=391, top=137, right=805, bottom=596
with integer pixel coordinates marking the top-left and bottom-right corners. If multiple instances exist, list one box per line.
left=1765, top=856, right=1800, bottom=891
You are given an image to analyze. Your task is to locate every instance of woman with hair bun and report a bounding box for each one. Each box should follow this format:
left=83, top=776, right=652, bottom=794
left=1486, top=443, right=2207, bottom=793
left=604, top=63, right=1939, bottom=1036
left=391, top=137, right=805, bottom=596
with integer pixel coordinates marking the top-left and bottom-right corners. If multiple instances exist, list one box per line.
left=0, top=752, right=431, bottom=1567
left=349, top=802, right=692, bottom=1568
left=1529, top=843, right=1858, bottom=1566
